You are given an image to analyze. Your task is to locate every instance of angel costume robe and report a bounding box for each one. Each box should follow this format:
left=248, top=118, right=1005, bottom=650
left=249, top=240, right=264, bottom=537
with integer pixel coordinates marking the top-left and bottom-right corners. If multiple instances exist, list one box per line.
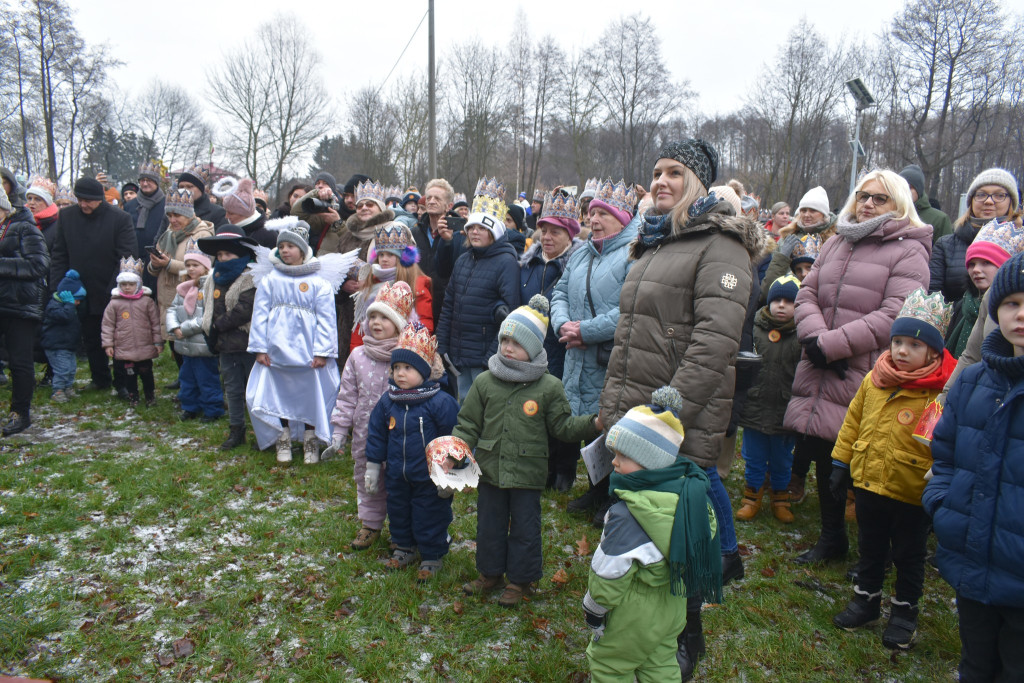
left=246, top=256, right=341, bottom=449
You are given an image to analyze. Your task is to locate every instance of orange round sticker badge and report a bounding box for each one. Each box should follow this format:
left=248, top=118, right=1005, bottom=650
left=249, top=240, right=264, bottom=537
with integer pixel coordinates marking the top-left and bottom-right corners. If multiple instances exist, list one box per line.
left=121, top=311, right=130, bottom=319
left=896, top=409, right=915, bottom=426
left=213, top=289, right=221, bottom=299
left=299, top=282, right=309, bottom=292
left=197, top=292, right=204, bottom=301
left=523, top=400, right=539, bottom=416
left=388, top=416, right=396, bottom=430
left=768, top=330, right=781, bottom=343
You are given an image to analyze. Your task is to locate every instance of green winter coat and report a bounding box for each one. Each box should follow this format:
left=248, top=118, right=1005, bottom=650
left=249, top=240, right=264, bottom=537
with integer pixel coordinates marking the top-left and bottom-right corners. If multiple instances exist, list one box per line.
left=915, top=193, right=953, bottom=244
left=452, top=370, right=599, bottom=490
left=585, top=489, right=713, bottom=682
left=737, top=307, right=801, bottom=434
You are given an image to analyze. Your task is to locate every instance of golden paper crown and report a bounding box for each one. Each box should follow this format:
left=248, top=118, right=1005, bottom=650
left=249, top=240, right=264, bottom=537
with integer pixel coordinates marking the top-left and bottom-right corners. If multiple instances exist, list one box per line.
left=395, top=321, right=437, bottom=364
left=372, top=281, right=415, bottom=321
left=384, top=185, right=403, bottom=202
left=471, top=177, right=508, bottom=223
left=897, top=288, right=953, bottom=337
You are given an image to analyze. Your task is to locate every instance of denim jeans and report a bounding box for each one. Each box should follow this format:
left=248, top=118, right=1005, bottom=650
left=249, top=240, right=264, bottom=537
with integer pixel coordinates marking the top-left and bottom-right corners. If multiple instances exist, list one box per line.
left=45, top=348, right=77, bottom=392
left=740, top=428, right=795, bottom=491
left=456, top=365, right=485, bottom=402
left=704, top=466, right=738, bottom=554
left=220, top=351, right=255, bottom=427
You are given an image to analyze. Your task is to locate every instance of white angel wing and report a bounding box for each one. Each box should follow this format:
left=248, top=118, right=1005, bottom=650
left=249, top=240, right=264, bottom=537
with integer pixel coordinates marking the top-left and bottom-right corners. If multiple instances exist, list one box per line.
left=317, top=249, right=361, bottom=293
left=248, top=245, right=276, bottom=287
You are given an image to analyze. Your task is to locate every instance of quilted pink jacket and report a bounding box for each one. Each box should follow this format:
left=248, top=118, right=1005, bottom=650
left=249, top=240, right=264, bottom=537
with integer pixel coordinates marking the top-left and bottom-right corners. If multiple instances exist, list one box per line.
left=330, top=344, right=392, bottom=456
left=783, top=217, right=931, bottom=442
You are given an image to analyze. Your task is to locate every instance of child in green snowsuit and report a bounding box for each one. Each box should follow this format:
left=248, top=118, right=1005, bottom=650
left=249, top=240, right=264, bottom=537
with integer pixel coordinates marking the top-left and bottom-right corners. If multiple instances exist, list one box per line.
left=584, top=386, right=720, bottom=683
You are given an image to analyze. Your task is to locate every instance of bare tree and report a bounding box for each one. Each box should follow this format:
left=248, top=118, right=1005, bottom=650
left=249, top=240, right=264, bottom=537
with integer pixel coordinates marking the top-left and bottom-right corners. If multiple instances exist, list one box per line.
left=554, top=49, right=603, bottom=183
left=347, top=86, right=397, bottom=182
left=132, top=80, right=213, bottom=169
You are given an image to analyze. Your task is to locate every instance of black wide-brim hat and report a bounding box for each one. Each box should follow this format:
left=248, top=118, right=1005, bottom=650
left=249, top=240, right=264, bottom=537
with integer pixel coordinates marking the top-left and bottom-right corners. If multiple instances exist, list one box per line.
left=196, top=230, right=259, bottom=258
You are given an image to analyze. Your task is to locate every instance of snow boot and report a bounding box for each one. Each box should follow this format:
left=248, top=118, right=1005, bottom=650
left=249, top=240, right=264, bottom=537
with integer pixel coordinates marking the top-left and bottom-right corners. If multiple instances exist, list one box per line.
left=882, top=600, right=919, bottom=650
left=735, top=484, right=766, bottom=521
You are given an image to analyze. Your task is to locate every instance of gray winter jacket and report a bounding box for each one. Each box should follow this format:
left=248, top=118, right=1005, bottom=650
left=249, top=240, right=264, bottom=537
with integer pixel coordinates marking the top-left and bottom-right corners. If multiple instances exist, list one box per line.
left=166, top=275, right=214, bottom=357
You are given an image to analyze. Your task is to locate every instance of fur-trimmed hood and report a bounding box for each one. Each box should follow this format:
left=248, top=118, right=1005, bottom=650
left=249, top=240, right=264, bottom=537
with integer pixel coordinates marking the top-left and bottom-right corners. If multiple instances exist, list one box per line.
left=518, top=236, right=585, bottom=268
left=341, top=208, right=396, bottom=242
left=631, top=203, right=767, bottom=261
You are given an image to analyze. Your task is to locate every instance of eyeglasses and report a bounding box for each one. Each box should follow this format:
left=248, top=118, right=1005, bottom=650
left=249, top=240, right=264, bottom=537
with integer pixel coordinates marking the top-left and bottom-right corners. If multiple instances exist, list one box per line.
left=854, top=191, right=891, bottom=206
left=973, top=191, right=1010, bottom=203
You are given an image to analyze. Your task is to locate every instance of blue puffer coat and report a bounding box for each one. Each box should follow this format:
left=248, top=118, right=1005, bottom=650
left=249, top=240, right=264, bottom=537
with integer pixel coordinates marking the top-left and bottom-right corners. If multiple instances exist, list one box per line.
left=365, top=389, right=461, bottom=483
left=550, top=218, right=637, bottom=414
left=519, top=239, right=583, bottom=379
left=41, top=297, right=82, bottom=351
left=435, top=236, right=521, bottom=369
left=922, top=331, right=1024, bottom=607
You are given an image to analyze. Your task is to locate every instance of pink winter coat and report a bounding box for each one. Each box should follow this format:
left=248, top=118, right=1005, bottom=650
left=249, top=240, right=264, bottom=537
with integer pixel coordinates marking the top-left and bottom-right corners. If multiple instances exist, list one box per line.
left=783, top=216, right=931, bottom=442
left=100, top=288, right=163, bottom=362
left=330, top=340, right=394, bottom=456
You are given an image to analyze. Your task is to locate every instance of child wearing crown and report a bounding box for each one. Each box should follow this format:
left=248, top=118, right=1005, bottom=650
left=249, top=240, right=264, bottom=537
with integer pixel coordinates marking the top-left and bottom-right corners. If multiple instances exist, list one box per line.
left=452, top=295, right=602, bottom=606
left=828, top=288, right=956, bottom=649
left=325, top=281, right=415, bottom=551
left=100, top=257, right=163, bottom=407
left=364, top=322, right=460, bottom=581
left=166, top=240, right=223, bottom=422
left=246, top=219, right=345, bottom=464
left=350, top=222, right=432, bottom=351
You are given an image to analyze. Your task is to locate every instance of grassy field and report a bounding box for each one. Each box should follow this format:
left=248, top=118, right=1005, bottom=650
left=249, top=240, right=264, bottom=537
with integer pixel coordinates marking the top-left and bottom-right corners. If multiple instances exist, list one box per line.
left=0, top=353, right=961, bottom=681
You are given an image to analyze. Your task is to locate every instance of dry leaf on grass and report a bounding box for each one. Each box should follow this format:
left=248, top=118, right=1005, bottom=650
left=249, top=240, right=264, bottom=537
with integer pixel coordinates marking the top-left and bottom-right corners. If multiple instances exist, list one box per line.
left=551, top=568, right=569, bottom=585
left=575, top=534, right=591, bottom=556
left=173, top=638, right=195, bottom=658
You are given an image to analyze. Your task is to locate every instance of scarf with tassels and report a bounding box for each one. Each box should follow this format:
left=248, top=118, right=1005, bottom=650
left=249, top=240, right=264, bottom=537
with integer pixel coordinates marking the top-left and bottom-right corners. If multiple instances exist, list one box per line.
left=609, top=459, right=721, bottom=601
left=945, top=291, right=980, bottom=359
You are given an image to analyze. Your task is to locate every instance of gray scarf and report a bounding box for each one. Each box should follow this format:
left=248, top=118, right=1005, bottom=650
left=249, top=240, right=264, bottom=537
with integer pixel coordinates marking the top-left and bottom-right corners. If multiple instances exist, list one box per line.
left=836, top=211, right=893, bottom=243
left=136, top=188, right=165, bottom=230
left=271, top=257, right=321, bottom=277
left=487, top=349, right=549, bottom=383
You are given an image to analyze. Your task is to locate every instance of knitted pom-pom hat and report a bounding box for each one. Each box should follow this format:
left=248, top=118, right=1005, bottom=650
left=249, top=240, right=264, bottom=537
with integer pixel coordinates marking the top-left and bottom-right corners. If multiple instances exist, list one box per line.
left=499, top=294, right=550, bottom=360
left=606, top=386, right=685, bottom=470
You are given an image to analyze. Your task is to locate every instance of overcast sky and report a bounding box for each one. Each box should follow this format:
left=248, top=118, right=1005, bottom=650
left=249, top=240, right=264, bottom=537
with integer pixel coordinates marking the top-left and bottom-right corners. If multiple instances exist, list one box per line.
left=75, top=0, right=1024, bottom=136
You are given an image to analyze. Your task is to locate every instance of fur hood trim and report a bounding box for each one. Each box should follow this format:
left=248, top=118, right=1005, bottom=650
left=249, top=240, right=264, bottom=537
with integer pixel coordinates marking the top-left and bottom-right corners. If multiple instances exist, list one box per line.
left=631, top=204, right=767, bottom=260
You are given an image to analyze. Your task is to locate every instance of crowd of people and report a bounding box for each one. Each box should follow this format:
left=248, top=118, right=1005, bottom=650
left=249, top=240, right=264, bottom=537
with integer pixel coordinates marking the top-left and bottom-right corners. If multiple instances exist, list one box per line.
left=1, top=143, right=1022, bottom=682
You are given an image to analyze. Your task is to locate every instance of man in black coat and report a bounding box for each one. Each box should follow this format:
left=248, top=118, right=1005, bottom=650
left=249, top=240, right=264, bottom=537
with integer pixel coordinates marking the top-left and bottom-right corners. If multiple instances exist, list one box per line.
left=177, top=165, right=227, bottom=229
left=49, top=177, right=138, bottom=390
left=122, top=164, right=168, bottom=292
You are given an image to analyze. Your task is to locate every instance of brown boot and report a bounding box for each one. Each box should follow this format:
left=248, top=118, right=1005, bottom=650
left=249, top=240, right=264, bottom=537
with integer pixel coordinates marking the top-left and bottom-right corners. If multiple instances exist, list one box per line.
left=771, top=489, right=795, bottom=523
left=462, top=574, right=506, bottom=596
left=735, top=484, right=766, bottom=521
left=787, top=474, right=806, bottom=503
left=846, top=488, right=857, bottom=522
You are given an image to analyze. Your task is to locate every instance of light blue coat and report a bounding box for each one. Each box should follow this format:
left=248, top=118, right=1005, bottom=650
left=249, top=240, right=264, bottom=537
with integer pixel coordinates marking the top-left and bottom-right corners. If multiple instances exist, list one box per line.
left=550, top=217, right=637, bottom=414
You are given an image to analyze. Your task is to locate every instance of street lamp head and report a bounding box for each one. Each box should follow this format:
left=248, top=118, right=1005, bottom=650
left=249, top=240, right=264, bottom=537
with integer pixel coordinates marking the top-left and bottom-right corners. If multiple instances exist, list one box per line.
left=845, top=77, right=875, bottom=110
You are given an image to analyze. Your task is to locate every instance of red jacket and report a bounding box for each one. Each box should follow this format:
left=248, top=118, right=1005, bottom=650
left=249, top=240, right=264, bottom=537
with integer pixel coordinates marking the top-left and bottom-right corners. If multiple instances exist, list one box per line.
left=350, top=274, right=433, bottom=349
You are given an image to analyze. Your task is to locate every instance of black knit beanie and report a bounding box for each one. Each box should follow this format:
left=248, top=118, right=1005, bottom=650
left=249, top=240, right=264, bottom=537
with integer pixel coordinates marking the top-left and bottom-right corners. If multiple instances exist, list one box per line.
left=989, top=251, right=1024, bottom=320
left=658, top=139, right=719, bottom=191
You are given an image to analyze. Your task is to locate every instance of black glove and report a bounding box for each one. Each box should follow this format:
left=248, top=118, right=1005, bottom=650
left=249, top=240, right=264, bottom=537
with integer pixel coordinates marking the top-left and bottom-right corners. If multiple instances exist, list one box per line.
left=829, top=464, right=852, bottom=500
left=583, top=605, right=606, bottom=642
left=802, top=337, right=828, bottom=368
left=494, top=305, right=510, bottom=322
left=828, top=358, right=849, bottom=380
left=779, top=234, right=802, bottom=258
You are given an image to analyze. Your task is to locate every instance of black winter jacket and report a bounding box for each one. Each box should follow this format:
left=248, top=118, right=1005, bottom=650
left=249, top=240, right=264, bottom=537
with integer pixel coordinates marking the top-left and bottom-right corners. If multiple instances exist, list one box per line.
left=49, top=202, right=137, bottom=315
left=737, top=307, right=801, bottom=435
left=929, top=221, right=977, bottom=303
left=435, top=236, right=521, bottom=369
left=0, top=207, right=51, bottom=321
left=194, top=193, right=227, bottom=229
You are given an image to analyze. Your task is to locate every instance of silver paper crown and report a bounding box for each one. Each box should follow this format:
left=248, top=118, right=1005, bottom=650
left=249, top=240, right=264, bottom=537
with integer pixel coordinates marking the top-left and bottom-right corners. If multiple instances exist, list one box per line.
left=119, top=256, right=144, bottom=277
left=356, top=179, right=386, bottom=206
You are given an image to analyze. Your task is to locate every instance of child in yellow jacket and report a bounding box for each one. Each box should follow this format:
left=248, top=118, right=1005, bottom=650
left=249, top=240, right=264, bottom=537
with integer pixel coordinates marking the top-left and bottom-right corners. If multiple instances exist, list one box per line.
left=828, top=289, right=954, bottom=650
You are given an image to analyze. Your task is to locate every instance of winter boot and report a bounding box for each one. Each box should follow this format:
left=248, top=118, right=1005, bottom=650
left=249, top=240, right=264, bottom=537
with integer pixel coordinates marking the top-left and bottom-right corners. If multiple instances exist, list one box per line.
left=795, top=485, right=848, bottom=564
left=303, top=429, right=319, bottom=464
left=677, top=596, right=705, bottom=682
left=721, top=550, right=744, bottom=586
left=219, top=426, right=246, bottom=451
left=787, top=473, right=807, bottom=503
left=882, top=600, right=919, bottom=650
left=735, top=484, right=766, bottom=521
left=276, top=429, right=292, bottom=463
left=832, top=587, right=881, bottom=630
left=770, top=489, right=795, bottom=523
left=568, top=478, right=609, bottom=513
left=1, top=411, right=30, bottom=436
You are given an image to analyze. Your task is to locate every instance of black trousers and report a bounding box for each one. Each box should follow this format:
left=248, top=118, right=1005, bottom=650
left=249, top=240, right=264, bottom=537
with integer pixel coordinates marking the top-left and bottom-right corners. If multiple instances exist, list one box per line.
left=81, top=313, right=112, bottom=387
left=854, top=488, right=929, bottom=603
left=547, top=436, right=579, bottom=478
left=475, top=482, right=542, bottom=585
left=0, top=317, right=38, bottom=415
left=957, top=594, right=1024, bottom=682
left=112, top=359, right=154, bottom=400
left=794, top=435, right=846, bottom=540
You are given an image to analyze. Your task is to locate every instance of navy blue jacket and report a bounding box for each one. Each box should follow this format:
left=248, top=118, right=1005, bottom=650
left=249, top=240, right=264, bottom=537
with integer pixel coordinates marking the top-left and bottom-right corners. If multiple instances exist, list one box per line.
left=519, top=239, right=582, bottom=379
left=41, top=297, right=82, bottom=350
left=923, top=331, right=1024, bottom=607
left=435, top=236, right=521, bottom=369
left=365, top=388, right=460, bottom=483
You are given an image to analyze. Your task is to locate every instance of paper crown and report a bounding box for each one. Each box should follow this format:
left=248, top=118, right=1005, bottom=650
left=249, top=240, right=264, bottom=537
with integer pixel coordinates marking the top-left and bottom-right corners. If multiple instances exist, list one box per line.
left=356, top=179, right=386, bottom=206
left=119, top=256, right=144, bottom=278
left=791, top=233, right=822, bottom=263
left=594, top=179, right=638, bottom=215
left=55, top=186, right=76, bottom=204
left=532, top=189, right=545, bottom=202
left=396, top=321, right=437, bottom=363
left=165, top=187, right=193, bottom=214
left=581, top=177, right=600, bottom=198
left=897, top=288, right=952, bottom=338
left=181, top=164, right=210, bottom=187
left=540, top=191, right=581, bottom=222
left=183, top=238, right=205, bottom=262
left=371, top=280, right=415, bottom=321
left=452, top=192, right=468, bottom=206
left=139, top=160, right=164, bottom=181
left=384, top=185, right=403, bottom=202
left=471, top=177, right=508, bottom=223
left=972, top=219, right=1024, bottom=260
left=29, top=176, right=56, bottom=197
left=372, top=222, right=419, bottom=266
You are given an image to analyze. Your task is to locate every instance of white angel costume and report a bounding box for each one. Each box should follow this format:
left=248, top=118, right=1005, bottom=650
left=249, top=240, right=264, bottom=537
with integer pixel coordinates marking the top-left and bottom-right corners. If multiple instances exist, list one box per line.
left=245, top=221, right=358, bottom=450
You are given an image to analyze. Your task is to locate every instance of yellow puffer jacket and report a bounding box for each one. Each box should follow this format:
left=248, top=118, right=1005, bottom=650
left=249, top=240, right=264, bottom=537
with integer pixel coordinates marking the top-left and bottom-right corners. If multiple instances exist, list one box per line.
left=832, top=371, right=939, bottom=506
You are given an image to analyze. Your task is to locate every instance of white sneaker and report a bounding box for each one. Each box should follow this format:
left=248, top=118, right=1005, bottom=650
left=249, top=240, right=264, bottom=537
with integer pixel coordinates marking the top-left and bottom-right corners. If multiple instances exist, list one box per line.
left=303, top=429, right=319, bottom=464
left=276, top=430, right=292, bottom=463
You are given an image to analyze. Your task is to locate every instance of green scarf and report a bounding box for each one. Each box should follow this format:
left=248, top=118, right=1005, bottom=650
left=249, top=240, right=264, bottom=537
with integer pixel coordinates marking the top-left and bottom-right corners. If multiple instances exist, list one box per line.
left=945, top=290, right=980, bottom=359
left=610, top=458, right=721, bottom=601
left=157, top=217, right=201, bottom=256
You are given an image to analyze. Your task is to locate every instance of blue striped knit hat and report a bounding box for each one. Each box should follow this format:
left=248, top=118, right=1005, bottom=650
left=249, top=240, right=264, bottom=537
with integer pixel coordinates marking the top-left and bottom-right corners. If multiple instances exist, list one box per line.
left=606, top=387, right=685, bottom=470
left=499, top=294, right=549, bottom=360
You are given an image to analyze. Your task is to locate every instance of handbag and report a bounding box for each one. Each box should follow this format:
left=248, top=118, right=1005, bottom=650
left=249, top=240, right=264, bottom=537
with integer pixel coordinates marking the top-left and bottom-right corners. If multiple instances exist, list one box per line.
left=585, top=254, right=614, bottom=366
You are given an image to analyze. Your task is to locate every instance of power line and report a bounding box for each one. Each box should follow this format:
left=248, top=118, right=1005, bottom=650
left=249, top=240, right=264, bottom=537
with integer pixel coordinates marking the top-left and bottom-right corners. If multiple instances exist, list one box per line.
left=375, top=10, right=429, bottom=98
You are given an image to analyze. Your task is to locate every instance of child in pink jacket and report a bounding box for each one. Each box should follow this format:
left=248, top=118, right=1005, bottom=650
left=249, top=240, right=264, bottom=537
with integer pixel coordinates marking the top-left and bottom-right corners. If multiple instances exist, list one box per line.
left=100, top=257, right=163, bottom=407
left=324, top=281, right=414, bottom=550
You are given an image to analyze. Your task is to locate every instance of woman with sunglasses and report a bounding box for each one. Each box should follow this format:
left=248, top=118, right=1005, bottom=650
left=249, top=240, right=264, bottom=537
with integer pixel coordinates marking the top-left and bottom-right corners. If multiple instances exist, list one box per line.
left=783, top=170, right=930, bottom=566
left=930, top=169, right=1020, bottom=303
